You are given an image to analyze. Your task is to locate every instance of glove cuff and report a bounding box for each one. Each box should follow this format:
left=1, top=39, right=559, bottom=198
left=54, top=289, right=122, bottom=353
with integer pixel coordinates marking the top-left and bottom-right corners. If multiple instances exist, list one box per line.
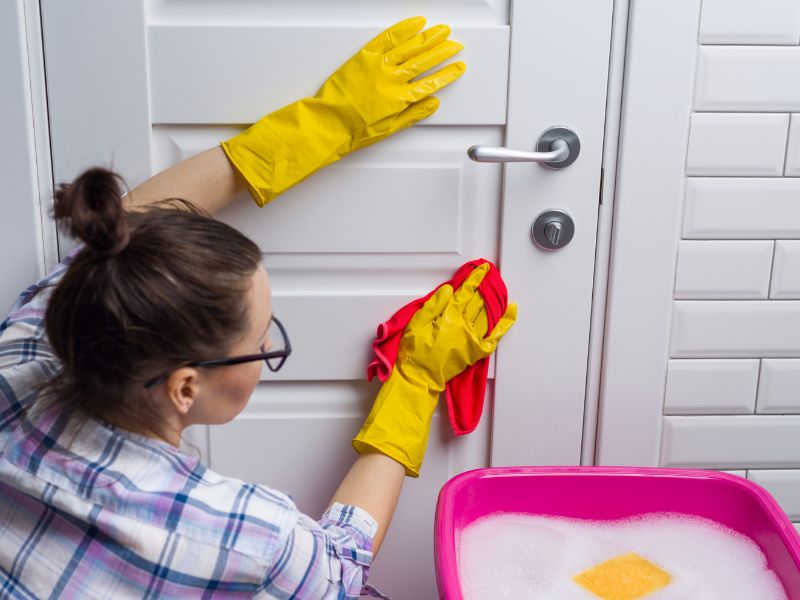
left=221, top=97, right=355, bottom=207
left=351, top=439, right=420, bottom=478
left=352, top=369, right=439, bottom=477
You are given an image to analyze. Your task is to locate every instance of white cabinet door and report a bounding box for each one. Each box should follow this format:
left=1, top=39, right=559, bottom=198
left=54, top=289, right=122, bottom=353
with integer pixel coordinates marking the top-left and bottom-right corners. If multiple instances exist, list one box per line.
left=42, top=1, right=613, bottom=595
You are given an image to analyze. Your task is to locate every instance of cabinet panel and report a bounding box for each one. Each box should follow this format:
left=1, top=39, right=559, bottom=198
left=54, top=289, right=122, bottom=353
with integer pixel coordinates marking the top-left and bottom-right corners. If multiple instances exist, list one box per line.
left=148, top=25, right=509, bottom=125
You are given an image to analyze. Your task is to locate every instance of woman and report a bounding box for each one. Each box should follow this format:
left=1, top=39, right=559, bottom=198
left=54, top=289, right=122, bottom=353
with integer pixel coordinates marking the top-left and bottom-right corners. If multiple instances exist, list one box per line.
left=0, top=17, right=514, bottom=599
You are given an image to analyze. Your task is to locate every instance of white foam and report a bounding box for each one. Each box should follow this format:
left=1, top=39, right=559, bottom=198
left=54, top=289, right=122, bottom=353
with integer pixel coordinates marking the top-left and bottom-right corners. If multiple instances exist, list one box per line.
left=458, top=513, right=788, bottom=600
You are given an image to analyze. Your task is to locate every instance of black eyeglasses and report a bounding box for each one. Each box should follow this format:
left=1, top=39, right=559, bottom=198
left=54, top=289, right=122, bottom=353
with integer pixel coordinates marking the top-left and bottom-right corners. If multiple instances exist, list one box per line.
left=144, top=316, right=291, bottom=389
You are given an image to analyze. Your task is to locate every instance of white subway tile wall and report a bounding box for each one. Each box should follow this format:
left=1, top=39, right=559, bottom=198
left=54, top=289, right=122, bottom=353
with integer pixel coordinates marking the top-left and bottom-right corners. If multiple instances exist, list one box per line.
left=771, top=241, right=800, bottom=298
left=699, top=0, right=800, bottom=45
left=747, top=470, right=800, bottom=520
left=665, top=359, right=759, bottom=414
left=671, top=301, right=800, bottom=358
left=661, top=416, right=800, bottom=468
left=674, top=241, right=773, bottom=299
left=686, top=113, right=788, bottom=175
left=694, top=47, right=800, bottom=111
left=683, top=178, right=800, bottom=239
left=757, top=359, right=800, bottom=414
left=665, top=3, right=800, bottom=524
left=723, top=470, right=747, bottom=478
left=787, top=114, right=800, bottom=175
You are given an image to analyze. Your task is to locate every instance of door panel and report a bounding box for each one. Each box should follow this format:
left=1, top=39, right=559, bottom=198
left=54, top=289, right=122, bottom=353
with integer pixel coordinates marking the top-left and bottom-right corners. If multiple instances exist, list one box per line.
left=41, top=0, right=151, bottom=196
left=152, top=126, right=503, bottom=383
left=148, top=26, right=509, bottom=125
left=145, top=0, right=510, bottom=26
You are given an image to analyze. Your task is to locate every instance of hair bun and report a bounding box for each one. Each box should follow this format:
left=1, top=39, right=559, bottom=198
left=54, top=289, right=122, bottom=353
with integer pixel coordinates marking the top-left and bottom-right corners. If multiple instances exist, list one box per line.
left=54, top=167, right=130, bottom=258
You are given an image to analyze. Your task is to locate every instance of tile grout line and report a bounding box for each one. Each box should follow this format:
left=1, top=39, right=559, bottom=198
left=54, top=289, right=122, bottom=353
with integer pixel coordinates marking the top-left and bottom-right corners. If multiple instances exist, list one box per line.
left=783, top=113, right=793, bottom=176
left=768, top=239, right=777, bottom=299
left=753, top=358, right=762, bottom=416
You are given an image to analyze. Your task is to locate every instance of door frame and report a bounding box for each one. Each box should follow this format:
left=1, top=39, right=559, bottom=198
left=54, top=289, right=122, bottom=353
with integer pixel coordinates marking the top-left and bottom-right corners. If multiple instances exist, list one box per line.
left=490, top=0, right=624, bottom=467
left=579, top=0, right=631, bottom=465
left=5, top=0, right=58, bottom=276
left=596, top=0, right=703, bottom=466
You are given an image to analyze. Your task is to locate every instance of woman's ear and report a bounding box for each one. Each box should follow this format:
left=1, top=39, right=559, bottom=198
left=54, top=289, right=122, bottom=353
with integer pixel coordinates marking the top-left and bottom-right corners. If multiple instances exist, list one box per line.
left=164, top=367, right=200, bottom=415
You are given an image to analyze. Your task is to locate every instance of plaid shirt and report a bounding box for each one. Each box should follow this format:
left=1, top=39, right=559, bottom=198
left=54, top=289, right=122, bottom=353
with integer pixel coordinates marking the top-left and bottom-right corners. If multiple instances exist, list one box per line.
left=0, top=251, right=386, bottom=599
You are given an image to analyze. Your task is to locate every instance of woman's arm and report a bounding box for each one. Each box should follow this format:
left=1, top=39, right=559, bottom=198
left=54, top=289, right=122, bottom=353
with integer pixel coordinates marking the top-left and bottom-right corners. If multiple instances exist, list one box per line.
left=124, top=147, right=244, bottom=215
left=327, top=451, right=405, bottom=556
left=125, top=17, right=463, bottom=217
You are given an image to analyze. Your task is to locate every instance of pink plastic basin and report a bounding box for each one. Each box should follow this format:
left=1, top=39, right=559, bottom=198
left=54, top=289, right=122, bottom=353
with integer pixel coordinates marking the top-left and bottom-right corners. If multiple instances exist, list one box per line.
left=434, top=466, right=800, bottom=599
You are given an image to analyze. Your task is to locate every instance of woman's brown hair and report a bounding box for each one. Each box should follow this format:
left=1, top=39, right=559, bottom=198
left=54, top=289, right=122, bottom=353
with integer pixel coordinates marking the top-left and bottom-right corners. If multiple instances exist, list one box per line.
left=42, top=167, right=262, bottom=437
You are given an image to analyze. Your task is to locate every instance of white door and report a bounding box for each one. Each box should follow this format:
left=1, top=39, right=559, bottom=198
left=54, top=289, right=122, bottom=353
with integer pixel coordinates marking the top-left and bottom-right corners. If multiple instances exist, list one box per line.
left=41, top=0, right=613, bottom=595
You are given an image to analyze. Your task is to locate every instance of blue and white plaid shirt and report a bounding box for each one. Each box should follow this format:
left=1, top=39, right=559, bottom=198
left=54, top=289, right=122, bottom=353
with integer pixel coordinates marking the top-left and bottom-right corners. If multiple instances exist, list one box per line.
left=0, top=250, right=384, bottom=599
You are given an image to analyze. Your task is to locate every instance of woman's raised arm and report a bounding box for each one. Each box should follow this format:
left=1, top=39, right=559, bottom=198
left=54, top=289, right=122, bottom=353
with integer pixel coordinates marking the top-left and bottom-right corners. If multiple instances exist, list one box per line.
left=125, top=147, right=244, bottom=215
left=126, top=16, right=464, bottom=217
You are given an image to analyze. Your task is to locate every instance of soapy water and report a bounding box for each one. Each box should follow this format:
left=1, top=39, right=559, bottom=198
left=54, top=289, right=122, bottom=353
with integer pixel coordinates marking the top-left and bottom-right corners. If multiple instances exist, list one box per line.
left=458, top=512, right=788, bottom=600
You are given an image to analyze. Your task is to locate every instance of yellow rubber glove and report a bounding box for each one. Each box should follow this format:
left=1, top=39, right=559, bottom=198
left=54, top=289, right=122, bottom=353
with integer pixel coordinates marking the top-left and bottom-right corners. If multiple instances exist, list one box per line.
left=221, top=16, right=466, bottom=207
left=353, top=264, right=517, bottom=477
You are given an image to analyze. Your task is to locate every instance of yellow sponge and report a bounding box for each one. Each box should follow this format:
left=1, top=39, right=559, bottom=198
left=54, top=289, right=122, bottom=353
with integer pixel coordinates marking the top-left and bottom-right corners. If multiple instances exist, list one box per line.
left=573, top=552, right=671, bottom=600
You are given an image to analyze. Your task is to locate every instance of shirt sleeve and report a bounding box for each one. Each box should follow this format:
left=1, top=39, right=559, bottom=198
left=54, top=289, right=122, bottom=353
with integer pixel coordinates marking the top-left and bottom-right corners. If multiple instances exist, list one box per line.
left=0, top=250, right=77, bottom=429
left=261, top=502, right=387, bottom=599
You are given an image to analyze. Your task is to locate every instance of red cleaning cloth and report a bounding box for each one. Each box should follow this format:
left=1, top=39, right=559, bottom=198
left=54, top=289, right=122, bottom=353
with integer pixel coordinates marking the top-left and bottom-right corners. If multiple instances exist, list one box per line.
left=367, top=259, right=509, bottom=436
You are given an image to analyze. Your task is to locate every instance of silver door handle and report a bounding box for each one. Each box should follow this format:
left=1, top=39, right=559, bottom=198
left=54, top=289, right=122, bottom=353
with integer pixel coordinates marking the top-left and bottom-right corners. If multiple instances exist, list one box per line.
left=467, top=126, right=580, bottom=169
left=468, top=141, right=568, bottom=163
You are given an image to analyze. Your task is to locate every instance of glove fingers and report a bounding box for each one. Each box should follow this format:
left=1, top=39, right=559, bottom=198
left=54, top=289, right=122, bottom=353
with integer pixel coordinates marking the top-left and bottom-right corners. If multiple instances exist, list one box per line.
left=364, top=16, right=427, bottom=53
left=388, top=96, right=440, bottom=130
left=386, top=24, right=451, bottom=65
left=472, top=307, right=490, bottom=339
left=407, top=61, right=467, bottom=101
left=408, top=284, right=453, bottom=330
left=400, top=40, right=464, bottom=79
left=348, top=96, right=439, bottom=153
left=485, top=303, right=518, bottom=345
left=452, top=263, right=489, bottom=310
